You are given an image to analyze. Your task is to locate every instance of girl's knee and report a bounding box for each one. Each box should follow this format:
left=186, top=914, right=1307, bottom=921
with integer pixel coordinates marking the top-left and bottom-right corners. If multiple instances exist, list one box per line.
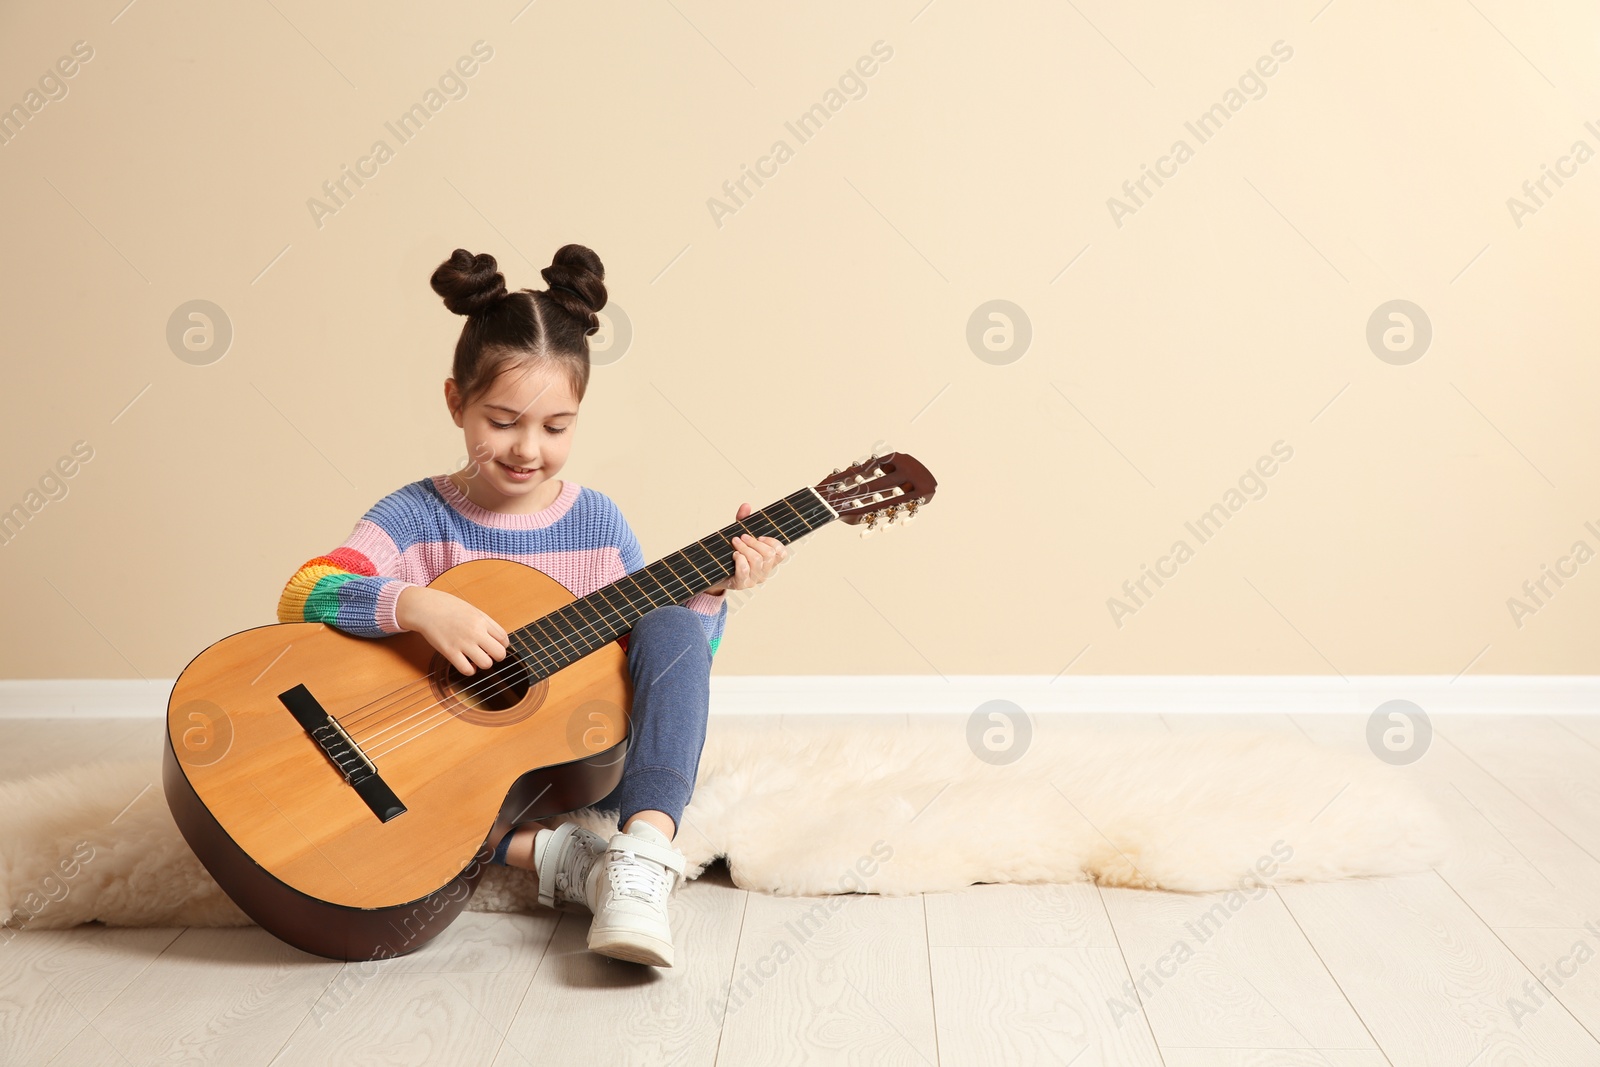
left=628, top=605, right=712, bottom=667
left=634, top=604, right=702, bottom=638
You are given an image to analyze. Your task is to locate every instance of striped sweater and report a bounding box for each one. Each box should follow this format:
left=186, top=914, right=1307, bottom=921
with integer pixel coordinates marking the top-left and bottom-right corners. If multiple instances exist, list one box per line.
left=276, top=475, right=727, bottom=657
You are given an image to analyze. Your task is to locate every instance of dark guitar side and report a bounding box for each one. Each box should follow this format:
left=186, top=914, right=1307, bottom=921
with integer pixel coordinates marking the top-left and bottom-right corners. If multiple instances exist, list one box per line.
left=162, top=558, right=637, bottom=961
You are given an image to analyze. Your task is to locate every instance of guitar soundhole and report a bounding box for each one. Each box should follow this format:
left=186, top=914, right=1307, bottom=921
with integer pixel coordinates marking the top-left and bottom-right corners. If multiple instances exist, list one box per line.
left=456, top=657, right=528, bottom=710
left=429, top=653, right=546, bottom=727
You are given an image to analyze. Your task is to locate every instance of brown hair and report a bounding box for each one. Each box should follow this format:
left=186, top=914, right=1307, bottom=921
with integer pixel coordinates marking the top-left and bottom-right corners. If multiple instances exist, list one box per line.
left=430, top=244, right=607, bottom=411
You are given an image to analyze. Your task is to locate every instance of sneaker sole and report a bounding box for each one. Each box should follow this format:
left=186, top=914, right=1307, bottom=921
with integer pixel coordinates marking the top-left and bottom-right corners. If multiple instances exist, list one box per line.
left=588, top=928, right=674, bottom=968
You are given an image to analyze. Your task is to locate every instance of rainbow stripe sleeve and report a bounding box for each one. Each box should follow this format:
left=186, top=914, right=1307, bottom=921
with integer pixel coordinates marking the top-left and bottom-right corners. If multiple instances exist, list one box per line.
left=276, top=539, right=413, bottom=639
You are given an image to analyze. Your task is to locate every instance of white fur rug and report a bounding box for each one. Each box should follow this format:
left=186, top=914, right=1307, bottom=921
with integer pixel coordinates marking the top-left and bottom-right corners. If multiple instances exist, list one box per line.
left=0, top=720, right=1451, bottom=930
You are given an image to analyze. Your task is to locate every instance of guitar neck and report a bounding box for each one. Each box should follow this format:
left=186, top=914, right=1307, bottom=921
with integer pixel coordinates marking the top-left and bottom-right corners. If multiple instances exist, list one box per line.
left=507, top=485, right=839, bottom=676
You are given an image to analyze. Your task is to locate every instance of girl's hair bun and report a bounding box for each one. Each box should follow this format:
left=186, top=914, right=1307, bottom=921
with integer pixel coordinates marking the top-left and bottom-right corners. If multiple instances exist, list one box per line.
left=539, top=244, right=607, bottom=335
left=431, top=249, right=508, bottom=316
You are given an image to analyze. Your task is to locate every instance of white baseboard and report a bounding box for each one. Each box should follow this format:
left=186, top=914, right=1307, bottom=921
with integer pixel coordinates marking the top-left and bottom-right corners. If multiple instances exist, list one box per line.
left=0, top=676, right=1596, bottom=719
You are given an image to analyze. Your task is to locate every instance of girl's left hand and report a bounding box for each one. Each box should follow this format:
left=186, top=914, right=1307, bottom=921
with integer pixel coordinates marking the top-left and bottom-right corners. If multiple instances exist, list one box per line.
left=705, top=502, right=788, bottom=595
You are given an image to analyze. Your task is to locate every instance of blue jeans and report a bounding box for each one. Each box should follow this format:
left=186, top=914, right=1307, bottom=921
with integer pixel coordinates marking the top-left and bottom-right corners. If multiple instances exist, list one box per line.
left=490, top=605, right=712, bottom=866
left=591, top=604, right=713, bottom=830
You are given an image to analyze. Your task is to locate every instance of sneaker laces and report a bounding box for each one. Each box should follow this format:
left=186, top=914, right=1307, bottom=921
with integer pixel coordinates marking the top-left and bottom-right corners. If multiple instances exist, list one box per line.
left=607, top=847, right=672, bottom=904
left=555, top=848, right=597, bottom=901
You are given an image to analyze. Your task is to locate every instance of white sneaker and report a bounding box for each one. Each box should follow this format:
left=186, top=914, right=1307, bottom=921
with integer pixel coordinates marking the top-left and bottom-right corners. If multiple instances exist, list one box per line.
left=587, top=821, right=687, bottom=967
left=532, top=822, right=608, bottom=914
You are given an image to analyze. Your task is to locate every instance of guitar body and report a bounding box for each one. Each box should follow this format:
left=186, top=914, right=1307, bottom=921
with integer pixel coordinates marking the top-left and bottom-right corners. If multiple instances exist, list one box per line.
left=162, top=558, right=633, bottom=961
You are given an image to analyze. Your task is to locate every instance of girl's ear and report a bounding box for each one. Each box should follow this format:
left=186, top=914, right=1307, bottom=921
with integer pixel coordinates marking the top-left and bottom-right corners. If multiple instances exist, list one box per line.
left=444, top=378, right=465, bottom=427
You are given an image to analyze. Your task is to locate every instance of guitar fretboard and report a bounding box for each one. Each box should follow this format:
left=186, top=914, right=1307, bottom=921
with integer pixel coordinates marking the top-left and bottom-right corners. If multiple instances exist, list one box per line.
left=506, top=485, right=837, bottom=678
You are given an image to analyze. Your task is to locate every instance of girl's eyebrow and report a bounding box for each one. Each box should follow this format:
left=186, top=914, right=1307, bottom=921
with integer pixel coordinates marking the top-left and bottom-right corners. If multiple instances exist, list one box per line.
left=485, top=403, right=577, bottom=417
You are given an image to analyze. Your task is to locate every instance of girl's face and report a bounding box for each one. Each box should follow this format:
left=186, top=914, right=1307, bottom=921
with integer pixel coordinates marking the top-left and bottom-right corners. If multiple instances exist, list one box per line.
left=446, top=361, right=578, bottom=511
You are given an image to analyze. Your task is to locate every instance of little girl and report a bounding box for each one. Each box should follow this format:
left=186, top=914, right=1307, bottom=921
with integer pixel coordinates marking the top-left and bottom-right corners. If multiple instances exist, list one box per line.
left=275, top=245, right=787, bottom=969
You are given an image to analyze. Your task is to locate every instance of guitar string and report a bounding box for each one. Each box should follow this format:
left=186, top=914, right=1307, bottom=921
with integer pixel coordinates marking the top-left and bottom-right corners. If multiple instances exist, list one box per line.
left=355, top=562, right=705, bottom=749
left=348, top=481, right=869, bottom=748
left=356, top=498, right=823, bottom=761
left=336, top=498, right=819, bottom=746
left=334, top=500, right=815, bottom=737
left=357, top=498, right=823, bottom=762
left=344, top=550, right=705, bottom=736
left=337, top=497, right=826, bottom=759
left=351, top=539, right=732, bottom=744
left=332, top=480, right=852, bottom=737
left=355, top=495, right=832, bottom=764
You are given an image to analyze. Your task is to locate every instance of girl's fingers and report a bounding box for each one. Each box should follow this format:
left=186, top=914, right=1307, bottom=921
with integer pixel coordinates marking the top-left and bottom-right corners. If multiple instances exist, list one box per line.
left=727, top=532, right=790, bottom=590
left=748, top=538, right=778, bottom=570
left=737, top=534, right=777, bottom=562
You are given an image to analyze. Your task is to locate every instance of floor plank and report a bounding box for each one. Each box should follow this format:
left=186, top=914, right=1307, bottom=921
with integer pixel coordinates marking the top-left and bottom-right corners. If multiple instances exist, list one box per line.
left=1100, top=883, right=1377, bottom=1052
left=277, top=969, right=535, bottom=1066
left=930, top=945, right=1164, bottom=1065
left=711, top=892, right=937, bottom=1066
left=1494, top=926, right=1600, bottom=1041
left=924, top=882, right=1113, bottom=949
left=0, top=926, right=183, bottom=1064
left=494, top=874, right=746, bottom=1067
left=1279, top=872, right=1600, bottom=1064
left=1294, top=713, right=1600, bottom=930
left=45, top=927, right=341, bottom=1066
left=1437, top=715, right=1600, bottom=863
left=1161, top=1052, right=1389, bottom=1066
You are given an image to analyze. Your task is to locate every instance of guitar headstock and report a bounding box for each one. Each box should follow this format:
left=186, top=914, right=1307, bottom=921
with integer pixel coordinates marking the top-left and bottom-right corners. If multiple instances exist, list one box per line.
left=814, top=451, right=938, bottom=534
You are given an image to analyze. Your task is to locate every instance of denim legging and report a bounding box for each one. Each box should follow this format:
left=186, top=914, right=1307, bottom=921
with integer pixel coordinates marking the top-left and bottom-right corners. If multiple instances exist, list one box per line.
left=491, top=604, right=712, bottom=863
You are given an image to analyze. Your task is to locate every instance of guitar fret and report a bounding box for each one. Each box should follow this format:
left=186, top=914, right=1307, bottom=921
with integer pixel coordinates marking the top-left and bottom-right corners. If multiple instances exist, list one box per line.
left=508, top=631, right=542, bottom=671
left=589, top=582, right=631, bottom=625
left=638, top=564, right=683, bottom=605
left=507, top=485, right=840, bottom=679
left=617, top=573, right=657, bottom=612
left=662, top=552, right=711, bottom=593
left=527, top=615, right=571, bottom=669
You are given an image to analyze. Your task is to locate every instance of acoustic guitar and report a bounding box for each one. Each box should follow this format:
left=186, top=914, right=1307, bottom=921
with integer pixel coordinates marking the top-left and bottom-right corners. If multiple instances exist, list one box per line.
left=163, top=452, right=937, bottom=961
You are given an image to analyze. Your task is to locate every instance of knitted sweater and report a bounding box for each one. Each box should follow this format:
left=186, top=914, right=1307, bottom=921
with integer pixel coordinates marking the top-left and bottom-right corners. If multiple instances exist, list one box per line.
left=275, top=475, right=727, bottom=657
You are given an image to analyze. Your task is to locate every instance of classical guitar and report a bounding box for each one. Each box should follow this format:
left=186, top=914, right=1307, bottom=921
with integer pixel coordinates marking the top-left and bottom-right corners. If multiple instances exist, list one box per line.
left=163, top=452, right=937, bottom=961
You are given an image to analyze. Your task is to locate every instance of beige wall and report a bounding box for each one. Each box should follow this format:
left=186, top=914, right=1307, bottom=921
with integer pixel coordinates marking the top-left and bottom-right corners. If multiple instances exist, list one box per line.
left=2, top=1, right=1597, bottom=679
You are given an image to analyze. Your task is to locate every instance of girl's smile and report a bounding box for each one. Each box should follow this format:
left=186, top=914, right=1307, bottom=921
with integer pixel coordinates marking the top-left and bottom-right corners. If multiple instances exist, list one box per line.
left=496, top=459, right=539, bottom=482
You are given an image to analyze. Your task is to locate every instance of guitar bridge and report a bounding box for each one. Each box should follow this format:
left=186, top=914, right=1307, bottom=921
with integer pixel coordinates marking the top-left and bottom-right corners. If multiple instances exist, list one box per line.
left=278, top=683, right=407, bottom=823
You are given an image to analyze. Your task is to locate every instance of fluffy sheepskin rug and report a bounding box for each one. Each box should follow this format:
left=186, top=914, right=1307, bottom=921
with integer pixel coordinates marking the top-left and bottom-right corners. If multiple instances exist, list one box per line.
left=0, top=719, right=1450, bottom=930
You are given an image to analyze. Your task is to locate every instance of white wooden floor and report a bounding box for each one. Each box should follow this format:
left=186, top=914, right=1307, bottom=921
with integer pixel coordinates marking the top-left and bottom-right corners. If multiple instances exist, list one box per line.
left=5, top=712, right=1600, bottom=1066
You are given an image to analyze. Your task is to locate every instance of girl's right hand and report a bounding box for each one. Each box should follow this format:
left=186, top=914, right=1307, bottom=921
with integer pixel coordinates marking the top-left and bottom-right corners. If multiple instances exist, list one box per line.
left=395, top=586, right=510, bottom=676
